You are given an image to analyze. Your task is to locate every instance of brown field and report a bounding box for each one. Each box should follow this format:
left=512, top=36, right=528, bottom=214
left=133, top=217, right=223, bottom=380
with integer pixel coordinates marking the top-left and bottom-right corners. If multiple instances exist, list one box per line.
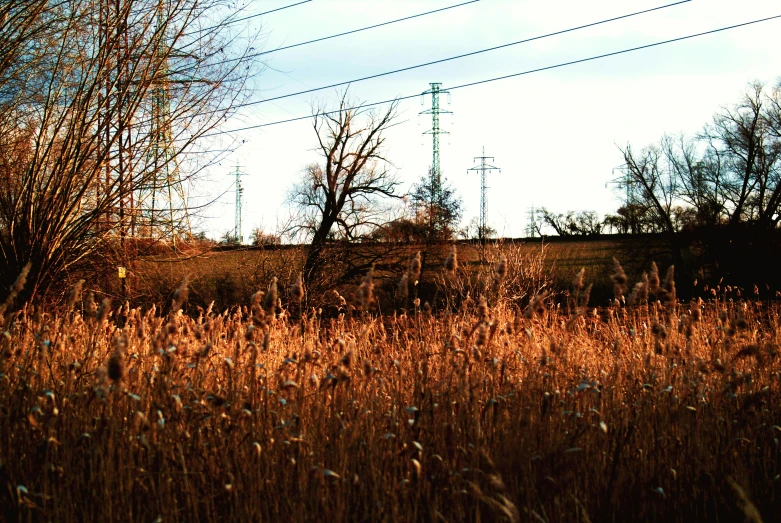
left=127, top=237, right=673, bottom=312
left=1, top=253, right=778, bottom=522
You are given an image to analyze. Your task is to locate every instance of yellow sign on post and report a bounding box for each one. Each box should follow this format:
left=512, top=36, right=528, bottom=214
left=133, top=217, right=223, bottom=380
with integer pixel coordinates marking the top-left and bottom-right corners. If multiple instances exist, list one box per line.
left=118, top=266, right=126, bottom=279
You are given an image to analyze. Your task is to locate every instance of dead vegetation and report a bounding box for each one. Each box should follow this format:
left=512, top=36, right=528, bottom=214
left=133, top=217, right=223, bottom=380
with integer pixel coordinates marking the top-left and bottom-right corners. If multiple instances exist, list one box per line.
left=0, top=255, right=779, bottom=522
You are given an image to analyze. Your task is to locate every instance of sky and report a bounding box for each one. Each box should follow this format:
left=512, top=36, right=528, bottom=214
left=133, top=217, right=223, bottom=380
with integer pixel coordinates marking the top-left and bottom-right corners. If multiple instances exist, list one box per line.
left=189, top=0, right=781, bottom=241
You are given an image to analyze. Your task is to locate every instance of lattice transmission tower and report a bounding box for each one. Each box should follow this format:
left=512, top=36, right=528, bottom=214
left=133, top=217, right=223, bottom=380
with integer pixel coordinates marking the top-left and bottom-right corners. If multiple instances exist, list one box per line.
left=467, top=147, right=500, bottom=241
left=420, top=82, right=452, bottom=205
left=98, top=0, right=135, bottom=244
left=138, top=0, right=191, bottom=245
left=526, top=206, right=537, bottom=238
left=228, top=163, right=247, bottom=244
left=97, top=0, right=192, bottom=249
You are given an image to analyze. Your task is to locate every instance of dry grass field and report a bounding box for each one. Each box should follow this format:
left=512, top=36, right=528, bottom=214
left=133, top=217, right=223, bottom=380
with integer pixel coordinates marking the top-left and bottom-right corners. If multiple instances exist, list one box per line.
left=128, top=237, right=672, bottom=312
left=1, top=249, right=778, bottom=522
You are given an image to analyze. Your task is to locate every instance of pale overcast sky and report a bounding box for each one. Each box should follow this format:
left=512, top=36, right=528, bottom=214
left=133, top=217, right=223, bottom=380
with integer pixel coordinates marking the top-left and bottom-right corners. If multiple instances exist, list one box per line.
left=191, top=0, right=781, bottom=241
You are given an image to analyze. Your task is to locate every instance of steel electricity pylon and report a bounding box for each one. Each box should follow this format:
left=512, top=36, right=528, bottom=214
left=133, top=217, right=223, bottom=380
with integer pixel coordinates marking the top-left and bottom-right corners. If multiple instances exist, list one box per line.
left=467, top=147, right=501, bottom=241
left=526, top=206, right=537, bottom=238
left=138, top=0, right=192, bottom=245
left=98, top=0, right=133, bottom=240
left=420, top=82, right=452, bottom=204
left=228, top=163, right=247, bottom=244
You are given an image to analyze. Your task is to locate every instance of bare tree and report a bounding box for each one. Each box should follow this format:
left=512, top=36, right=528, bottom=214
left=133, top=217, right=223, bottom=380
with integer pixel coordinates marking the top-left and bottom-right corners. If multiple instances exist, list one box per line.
left=603, top=203, right=664, bottom=234
left=662, top=134, right=726, bottom=227
left=0, top=0, right=258, bottom=300
left=537, top=208, right=603, bottom=236
left=704, top=82, right=781, bottom=228
left=289, top=93, right=400, bottom=285
left=618, top=143, right=679, bottom=235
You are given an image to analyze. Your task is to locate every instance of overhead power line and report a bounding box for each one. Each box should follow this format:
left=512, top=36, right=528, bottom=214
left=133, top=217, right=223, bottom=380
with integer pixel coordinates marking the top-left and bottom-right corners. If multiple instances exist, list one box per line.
left=209, top=13, right=781, bottom=135
left=182, top=0, right=314, bottom=37
left=237, top=0, right=690, bottom=108
left=254, top=0, right=480, bottom=57
left=183, top=0, right=481, bottom=72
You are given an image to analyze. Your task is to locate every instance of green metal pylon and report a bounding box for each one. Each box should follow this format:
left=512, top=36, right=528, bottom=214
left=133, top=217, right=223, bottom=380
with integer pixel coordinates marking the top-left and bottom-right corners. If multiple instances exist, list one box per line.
left=420, top=82, right=452, bottom=204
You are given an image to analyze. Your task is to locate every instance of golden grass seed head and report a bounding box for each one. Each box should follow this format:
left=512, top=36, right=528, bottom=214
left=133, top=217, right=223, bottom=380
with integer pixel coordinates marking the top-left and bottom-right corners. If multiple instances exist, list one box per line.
left=107, top=349, right=124, bottom=382
left=476, top=323, right=488, bottom=346
left=573, top=268, right=585, bottom=292
left=690, top=303, right=702, bottom=322
left=663, top=265, right=676, bottom=303
left=495, top=255, right=507, bottom=282
left=477, top=296, right=489, bottom=320
left=628, top=281, right=648, bottom=306
left=172, top=277, right=189, bottom=311
left=113, top=335, right=127, bottom=351
left=611, top=258, right=627, bottom=300
left=251, top=290, right=263, bottom=309
left=263, top=277, right=278, bottom=315
left=651, top=323, right=667, bottom=340
left=66, top=279, right=84, bottom=310
left=358, top=268, right=374, bottom=311
left=85, top=292, right=97, bottom=318
left=397, top=272, right=409, bottom=300
left=581, top=284, right=592, bottom=308
left=445, top=246, right=458, bottom=273
left=0, top=263, right=31, bottom=317
left=409, top=252, right=421, bottom=283
left=11, top=263, right=30, bottom=296
left=96, top=298, right=111, bottom=323
left=524, top=293, right=548, bottom=319
left=648, top=261, right=660, bottom=292
left=489, top=321, right=498, bottom=343
left=290, top=273, right=305, bottom=303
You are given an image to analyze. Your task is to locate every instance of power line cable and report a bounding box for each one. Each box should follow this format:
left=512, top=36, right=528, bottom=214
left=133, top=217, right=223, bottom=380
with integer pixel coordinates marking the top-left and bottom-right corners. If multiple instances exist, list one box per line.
left=253, top=0, right=480, bottom=56
left=181, top=0, right=313, bottom=38
left=179, top=0, right=481, bottom=72
left=176, top=0, right=685, bottom=139
left=232, top=0, right=690, bottom=108
left=209, top=13, right=781, bottom=135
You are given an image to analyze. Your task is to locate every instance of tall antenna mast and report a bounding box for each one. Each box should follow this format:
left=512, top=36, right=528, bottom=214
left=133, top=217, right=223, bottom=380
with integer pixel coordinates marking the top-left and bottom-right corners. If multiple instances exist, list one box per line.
left=420, top=82, right=452, bottom=206
left=229, top=163, right=247, bottom=243
left=467, top=146, right=501, bottom=241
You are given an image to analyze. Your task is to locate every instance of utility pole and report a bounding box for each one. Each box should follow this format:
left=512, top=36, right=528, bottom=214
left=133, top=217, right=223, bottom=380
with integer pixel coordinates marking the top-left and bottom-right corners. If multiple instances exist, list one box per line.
left=420, top=82, right=452, bottom=207
left=229, top=163, right=247, bottom=244
left=467, top=146, right=501, bottom=242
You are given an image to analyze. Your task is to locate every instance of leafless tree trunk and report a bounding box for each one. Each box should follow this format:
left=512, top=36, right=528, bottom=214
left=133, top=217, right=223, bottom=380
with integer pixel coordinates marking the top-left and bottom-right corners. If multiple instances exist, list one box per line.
left=289, top=93, right=400, bottom=286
